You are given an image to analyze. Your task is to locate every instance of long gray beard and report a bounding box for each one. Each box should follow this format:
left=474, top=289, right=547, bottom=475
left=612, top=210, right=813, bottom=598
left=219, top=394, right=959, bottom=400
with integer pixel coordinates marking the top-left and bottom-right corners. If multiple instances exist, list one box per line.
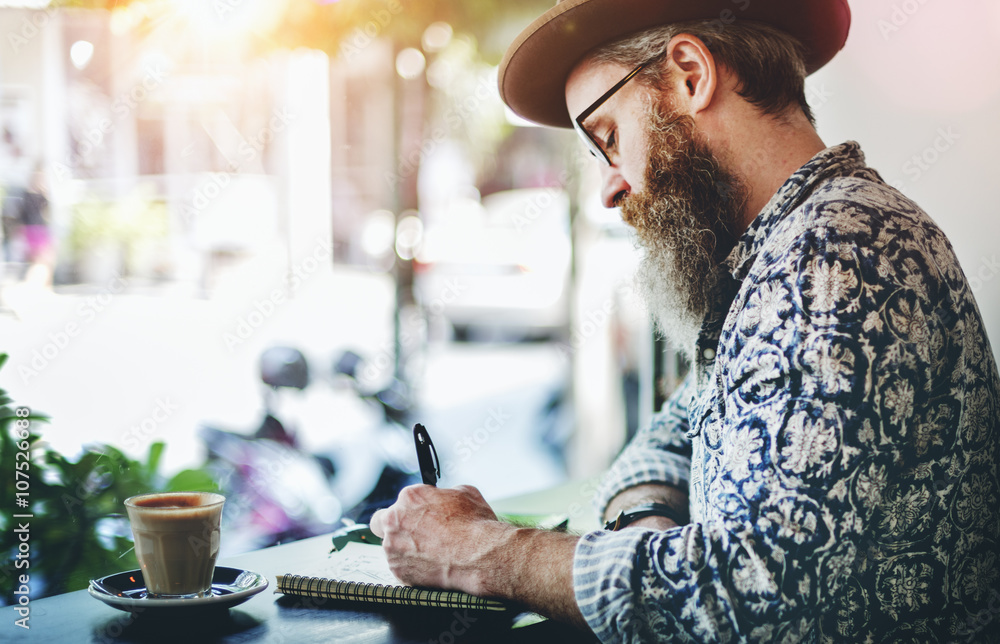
left=622, top=106, right=746, bottom=361
left=634, top=246, right=720, bottom=362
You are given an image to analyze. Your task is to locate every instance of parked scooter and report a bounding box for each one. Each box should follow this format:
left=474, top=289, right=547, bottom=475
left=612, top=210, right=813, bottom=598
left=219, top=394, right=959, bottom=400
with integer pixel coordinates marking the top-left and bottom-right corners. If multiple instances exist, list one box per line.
left=327, top=349, right=418, bottom=522
left=198, top=346, right=418, bottom=553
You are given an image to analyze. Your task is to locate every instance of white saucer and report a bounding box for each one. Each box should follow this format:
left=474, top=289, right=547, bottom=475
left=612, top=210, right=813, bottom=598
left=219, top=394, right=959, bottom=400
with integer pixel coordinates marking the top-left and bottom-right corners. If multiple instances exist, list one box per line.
left=88, top=567, right=268, bottom=612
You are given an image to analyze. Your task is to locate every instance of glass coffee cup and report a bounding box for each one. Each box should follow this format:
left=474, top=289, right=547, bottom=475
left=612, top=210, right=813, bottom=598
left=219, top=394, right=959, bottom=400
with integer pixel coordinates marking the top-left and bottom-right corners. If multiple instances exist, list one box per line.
left=125, top=492, right=225, bottom=598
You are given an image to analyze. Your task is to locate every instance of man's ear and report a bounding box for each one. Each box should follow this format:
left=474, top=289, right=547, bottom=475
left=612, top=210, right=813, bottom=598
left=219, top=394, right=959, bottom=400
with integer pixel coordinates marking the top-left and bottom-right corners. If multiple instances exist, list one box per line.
left=664, top=33, right=718, bottom=115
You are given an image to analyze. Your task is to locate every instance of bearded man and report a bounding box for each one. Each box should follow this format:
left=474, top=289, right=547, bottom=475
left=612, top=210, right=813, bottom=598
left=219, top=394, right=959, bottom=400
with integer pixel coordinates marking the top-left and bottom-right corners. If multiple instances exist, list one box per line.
left=370, top=1, right=1000, bottom=641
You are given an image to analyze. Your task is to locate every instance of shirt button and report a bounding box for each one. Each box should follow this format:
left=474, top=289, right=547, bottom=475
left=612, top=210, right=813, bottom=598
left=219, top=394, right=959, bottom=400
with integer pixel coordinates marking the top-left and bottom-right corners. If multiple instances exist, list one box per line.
left=703, top=347, right=716, bottom=361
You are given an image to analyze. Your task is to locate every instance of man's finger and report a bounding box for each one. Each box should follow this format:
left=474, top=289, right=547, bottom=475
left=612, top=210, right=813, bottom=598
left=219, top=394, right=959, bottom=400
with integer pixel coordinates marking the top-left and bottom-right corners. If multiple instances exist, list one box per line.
left=369, top=508, right=387, bottom=538
left=454, top=484, right=485, bottom=501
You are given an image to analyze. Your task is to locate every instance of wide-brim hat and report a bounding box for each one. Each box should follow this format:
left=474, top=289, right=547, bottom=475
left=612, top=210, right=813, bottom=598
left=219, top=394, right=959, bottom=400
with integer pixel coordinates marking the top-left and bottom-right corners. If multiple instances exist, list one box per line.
left=498, top=0, right=851, bottom=128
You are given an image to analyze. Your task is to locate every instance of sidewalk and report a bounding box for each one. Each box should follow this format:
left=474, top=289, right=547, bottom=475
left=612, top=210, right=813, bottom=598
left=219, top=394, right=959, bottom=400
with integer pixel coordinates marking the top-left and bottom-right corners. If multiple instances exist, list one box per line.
left=0, top=265, right=396, bottom=476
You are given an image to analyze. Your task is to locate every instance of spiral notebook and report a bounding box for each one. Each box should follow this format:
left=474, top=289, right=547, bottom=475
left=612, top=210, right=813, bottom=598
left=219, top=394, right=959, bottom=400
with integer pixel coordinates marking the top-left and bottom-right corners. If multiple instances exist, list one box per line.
left=276, top=542, right=509, bottom=612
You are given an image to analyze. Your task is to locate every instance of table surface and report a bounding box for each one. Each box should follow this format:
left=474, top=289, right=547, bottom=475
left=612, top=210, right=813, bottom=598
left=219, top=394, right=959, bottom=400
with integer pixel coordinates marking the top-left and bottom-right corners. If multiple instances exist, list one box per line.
left=4, top=480, right=602, bottom=643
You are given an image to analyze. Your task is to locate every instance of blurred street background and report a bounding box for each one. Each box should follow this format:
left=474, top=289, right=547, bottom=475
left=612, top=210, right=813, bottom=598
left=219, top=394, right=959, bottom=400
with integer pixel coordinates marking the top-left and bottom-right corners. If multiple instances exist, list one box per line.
left=1, top=0, right=999, bottom=598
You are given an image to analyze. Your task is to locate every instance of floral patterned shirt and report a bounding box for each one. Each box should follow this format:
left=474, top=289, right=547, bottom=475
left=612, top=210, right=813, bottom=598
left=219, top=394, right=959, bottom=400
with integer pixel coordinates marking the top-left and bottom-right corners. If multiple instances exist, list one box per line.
left=574, top=142, right=1000, bottom=643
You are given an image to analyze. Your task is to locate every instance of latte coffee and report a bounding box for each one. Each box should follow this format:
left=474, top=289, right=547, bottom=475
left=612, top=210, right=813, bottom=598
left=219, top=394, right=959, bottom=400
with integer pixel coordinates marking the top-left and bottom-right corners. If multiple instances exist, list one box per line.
left=125, top=492, right=225, bottom=598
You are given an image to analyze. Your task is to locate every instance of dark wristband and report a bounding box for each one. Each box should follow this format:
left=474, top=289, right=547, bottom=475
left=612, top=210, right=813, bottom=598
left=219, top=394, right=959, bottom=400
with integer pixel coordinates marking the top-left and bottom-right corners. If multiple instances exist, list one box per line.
left=604, top=502, right=687, bottom=531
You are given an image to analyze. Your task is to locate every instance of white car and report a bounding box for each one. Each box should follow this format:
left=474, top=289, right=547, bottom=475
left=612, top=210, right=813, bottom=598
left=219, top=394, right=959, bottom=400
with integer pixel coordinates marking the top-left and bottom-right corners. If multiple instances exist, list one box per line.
left=415, top=188, right=572, bottom=340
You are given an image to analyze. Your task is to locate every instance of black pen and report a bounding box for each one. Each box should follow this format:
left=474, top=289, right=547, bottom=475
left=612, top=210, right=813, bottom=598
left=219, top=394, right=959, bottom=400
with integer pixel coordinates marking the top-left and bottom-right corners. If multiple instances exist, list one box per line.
left=413, top=423, right=441, bottom=486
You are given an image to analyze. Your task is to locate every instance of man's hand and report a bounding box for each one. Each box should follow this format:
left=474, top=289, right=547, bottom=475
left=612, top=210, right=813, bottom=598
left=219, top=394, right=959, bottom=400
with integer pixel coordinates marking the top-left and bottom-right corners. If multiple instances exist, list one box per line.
left=369, top=484, right=506, bottom=596
left=369, top=484, right=588, bottom=630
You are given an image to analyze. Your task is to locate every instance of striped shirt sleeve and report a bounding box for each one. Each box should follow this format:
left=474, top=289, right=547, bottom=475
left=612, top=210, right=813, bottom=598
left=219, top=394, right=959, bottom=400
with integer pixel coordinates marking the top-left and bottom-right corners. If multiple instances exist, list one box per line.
left=593, top=374, right=695, bottom=518
left=573, top=523, right=742, bottom=643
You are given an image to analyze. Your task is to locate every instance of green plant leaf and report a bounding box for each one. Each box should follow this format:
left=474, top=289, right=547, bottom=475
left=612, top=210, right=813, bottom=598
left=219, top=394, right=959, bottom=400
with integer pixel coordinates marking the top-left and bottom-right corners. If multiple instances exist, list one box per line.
left=145, top=441, right=165, bottom=478
left=166, top=469, right=221, bottom=493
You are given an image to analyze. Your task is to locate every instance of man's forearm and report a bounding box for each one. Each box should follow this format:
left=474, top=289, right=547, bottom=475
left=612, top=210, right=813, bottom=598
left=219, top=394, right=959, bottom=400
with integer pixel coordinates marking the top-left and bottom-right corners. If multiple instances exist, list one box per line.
left=483, top=483, right=686, bottom=627
left=481, top=524, right=588, bottom=630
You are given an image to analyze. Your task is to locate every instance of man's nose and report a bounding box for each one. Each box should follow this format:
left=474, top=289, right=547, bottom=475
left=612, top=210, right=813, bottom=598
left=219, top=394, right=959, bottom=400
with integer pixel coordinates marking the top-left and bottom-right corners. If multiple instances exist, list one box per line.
left=600, top=164, right=631, bottom=209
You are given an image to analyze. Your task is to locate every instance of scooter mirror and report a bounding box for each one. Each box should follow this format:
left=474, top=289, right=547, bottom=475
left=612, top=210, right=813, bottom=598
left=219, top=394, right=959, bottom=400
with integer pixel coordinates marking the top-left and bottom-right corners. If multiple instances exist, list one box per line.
left=333, top=350, right=365, bottom=380
left=260, top=346, right=310, bottom=390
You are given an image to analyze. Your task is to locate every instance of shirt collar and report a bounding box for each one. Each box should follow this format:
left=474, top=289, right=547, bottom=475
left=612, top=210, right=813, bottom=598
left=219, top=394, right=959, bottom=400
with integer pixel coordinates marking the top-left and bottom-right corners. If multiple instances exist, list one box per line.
left=722, top=141, right=868, bottom=281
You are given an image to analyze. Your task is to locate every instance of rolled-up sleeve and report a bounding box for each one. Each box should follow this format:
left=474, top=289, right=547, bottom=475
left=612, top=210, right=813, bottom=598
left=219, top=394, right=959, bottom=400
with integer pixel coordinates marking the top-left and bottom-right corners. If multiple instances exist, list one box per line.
left=574, top=524, right=743, bottom=643
left=572, top=348, right=858, bottom=642
left=593, top=375, right=695, bottom=518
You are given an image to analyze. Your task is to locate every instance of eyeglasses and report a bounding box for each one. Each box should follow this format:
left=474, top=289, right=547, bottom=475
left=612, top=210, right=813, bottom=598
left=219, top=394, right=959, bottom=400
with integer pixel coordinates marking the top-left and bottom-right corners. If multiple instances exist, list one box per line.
left=572, top=57, right=658, bottom=167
